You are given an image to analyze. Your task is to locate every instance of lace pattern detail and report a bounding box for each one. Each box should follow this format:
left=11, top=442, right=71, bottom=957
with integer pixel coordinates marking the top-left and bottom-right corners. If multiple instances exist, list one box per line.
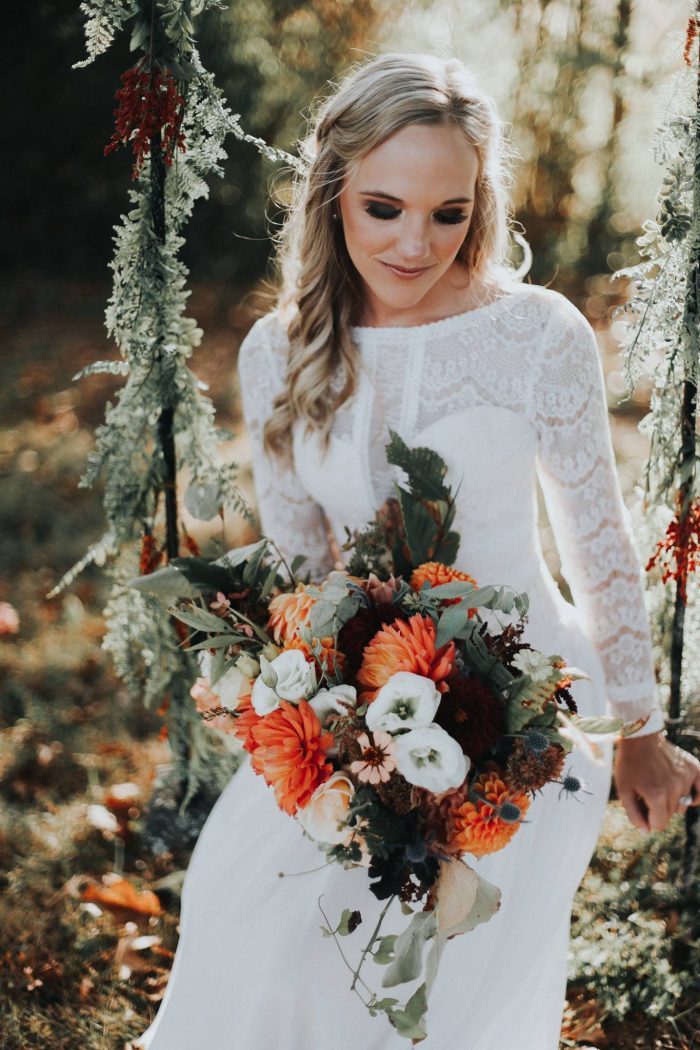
left=530, top=296, right=660, bottom=727
left=236, top=286, right=664, bottom=734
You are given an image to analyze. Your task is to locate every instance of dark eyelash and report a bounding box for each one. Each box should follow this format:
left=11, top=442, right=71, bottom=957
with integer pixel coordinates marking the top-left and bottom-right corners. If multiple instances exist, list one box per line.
left=364, top=204, right=467, bottom=226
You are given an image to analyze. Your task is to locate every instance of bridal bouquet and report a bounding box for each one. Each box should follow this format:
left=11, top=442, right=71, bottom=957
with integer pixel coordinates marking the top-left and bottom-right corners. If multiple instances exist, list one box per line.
left=133, top=431, right=643, bottom=1043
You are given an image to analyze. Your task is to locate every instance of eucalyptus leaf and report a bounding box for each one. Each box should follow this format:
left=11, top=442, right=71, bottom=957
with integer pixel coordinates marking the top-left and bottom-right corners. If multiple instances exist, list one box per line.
left=260, top=559, right=283, bottom=601
left=169, top=606, right=229, bottom=633
left=218, top=540, right=269, bottom=570
left=387, top=982, right=429, bottom=1041
left=128, top=564, right=198, bottom=599
left=381, top=911, right=437, bottom=988
left=170, top=556, right=238, bottom=594
left=373, top=934, right=398, bottom=965
left=336, top=908, right=362, bottom=936
left=435, top=604, right=471, bottom=648
left=185, top=634, right=239, bottom=651
left=184, top=480, right=222, bottom=521
left=209, top=646, right=227, bottom=687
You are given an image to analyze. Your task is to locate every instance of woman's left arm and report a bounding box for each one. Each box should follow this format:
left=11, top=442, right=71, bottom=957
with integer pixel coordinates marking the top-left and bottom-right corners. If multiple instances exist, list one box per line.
left=532, top=293, right=700, bottom=832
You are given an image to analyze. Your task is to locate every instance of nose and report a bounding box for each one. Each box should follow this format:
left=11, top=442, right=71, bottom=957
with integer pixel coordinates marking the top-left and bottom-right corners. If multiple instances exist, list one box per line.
left=395, top=215, right=431, bottom=263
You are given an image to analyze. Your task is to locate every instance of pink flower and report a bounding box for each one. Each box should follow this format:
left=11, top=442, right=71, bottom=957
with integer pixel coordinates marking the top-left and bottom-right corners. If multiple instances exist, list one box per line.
left=349, top=731, right=398, bottom=785
left=0, top=602, right=19, bottom=636
left=210, top=591, right=231, bottom=613
left=190, top=676, right=235, bottom=733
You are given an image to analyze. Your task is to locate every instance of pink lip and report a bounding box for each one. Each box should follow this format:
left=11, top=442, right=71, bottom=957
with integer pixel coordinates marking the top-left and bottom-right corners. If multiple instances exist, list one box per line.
left=381, top=261, right=431, bottom=278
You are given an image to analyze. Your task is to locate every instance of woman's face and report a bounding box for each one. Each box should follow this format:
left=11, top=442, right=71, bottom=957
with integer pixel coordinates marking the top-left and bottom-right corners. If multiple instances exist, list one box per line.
left=337, top=123, right=479, bottom=326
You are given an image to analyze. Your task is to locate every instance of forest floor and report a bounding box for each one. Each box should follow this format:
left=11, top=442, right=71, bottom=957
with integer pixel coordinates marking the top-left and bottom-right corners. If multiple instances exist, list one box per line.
left=0, top=274, right=698, bottom=1049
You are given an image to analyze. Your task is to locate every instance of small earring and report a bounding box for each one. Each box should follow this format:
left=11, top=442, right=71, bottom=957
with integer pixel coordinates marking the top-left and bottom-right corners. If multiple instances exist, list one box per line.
left=332, top=212, right=339, bottom=220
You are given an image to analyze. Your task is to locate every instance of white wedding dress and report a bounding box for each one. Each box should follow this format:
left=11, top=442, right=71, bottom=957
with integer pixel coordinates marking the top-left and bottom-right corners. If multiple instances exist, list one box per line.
left=136, top=282, right=664, bottom=1050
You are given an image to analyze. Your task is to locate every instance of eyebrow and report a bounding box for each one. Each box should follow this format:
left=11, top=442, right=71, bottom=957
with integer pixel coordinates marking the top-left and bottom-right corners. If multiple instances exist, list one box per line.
left=359, top=190, right=472, bottom=205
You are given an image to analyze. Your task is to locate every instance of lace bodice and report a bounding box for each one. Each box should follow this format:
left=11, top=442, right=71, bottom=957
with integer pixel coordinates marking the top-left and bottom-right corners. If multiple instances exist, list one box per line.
left=236, top=283, right=664, bottom=737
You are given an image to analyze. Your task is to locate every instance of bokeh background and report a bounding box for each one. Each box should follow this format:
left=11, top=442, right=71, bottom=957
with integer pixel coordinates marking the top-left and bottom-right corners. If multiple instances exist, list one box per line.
left=1, top=2, right=697, bottom=1048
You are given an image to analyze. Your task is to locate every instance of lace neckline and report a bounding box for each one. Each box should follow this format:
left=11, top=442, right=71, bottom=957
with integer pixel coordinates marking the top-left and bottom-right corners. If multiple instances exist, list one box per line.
left=349, top=285, right=524, bottom=337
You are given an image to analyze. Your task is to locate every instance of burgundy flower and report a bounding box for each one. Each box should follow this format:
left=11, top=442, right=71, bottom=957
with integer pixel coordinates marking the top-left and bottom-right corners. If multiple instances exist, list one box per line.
left=434, top=675, right=504, bottom=760
left=337, top=602, right=407, bottom=675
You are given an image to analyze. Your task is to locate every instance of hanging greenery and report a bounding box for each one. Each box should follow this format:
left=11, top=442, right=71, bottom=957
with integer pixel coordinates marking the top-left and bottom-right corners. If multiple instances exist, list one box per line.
left=54, top=0, right=300, bottom=809
left=615, top=2, right=700, bottom=878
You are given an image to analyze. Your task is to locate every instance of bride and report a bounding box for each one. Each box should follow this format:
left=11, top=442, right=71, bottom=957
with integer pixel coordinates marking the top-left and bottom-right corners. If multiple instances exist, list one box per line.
left=136, top=51, right=700, bottom=1050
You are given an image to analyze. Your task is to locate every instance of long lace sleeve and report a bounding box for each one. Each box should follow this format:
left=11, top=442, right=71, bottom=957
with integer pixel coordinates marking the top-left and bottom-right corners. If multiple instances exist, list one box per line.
left=236, top=313, right=336, bottom=582
left=531, top=295, right=665, bottom=737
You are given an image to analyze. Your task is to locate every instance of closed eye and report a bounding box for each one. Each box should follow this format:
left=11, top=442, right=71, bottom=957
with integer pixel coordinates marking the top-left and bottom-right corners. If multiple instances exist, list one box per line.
left=364, top=203, right=468, bottom=226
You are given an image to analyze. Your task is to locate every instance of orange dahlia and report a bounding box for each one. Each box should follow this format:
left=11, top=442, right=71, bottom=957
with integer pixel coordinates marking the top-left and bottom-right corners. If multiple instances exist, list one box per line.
left=449, top=765, right=531, bottom=858
left=249, top=699, right=334, bottom=815
left=410, top=561, right=478, bottom=613
left=231, top=691, right=263, bottom=753
left=267, top=583, right=318, bottom=645
left=283, top=635, right=346, bottom=677
left=356, top=612, right=456, bottom=702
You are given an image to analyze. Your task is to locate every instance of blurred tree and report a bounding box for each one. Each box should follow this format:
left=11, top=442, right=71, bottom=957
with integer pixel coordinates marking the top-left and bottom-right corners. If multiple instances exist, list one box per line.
left=0, top=0, right=377, bottom=283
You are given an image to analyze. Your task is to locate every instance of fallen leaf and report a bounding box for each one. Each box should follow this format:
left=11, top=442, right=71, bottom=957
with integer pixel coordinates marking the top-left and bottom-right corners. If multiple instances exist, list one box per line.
left=82, top=876, right=162, bottom=917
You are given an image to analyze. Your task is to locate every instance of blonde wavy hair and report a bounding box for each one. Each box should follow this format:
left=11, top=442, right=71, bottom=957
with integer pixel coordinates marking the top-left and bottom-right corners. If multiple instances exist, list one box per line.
left=262, top=51, right=525, bottom=466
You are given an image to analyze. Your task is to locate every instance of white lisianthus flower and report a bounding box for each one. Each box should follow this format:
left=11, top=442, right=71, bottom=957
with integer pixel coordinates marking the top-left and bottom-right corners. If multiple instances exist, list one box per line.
left=251, top=649, right=317, bottom=715
left=309, top=684, right=357, bottom=725
left=296, top=772, right=355, bottom=845
left=366, top=671, right=441, bottom=734
left=395, top=724, right=469, bottom=792
left=511, top=649, right=554, bottom=682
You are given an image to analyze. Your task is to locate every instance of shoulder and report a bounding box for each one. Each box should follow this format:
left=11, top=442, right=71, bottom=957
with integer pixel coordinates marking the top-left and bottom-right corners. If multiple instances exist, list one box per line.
left=505, top=283, right=593, bottom=333
left=237, top=309, right=291, bottom=376
left=527, top=285, right=596, bottom=343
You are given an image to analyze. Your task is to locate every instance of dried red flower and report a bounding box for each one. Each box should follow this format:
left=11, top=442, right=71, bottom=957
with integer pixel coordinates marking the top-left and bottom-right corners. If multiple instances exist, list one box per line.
left=104, top=59, right=187, bottom=179
left=684, top=15, right=698, bottom=66
left=646, top=497, right=700, bottom=604
left=139, top=531, right=163, bottom=575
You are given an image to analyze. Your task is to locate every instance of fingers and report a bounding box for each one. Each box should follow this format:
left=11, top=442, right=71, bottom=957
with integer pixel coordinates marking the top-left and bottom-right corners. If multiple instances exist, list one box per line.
left=617, top=789, right=650, bottom=833
left=646, top=790, right=672, bottom=832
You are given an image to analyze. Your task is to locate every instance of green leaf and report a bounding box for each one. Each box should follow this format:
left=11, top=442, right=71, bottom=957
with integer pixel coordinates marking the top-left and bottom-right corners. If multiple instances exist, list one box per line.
left=381, top=911, right=437, bottom=988
left=398, top=489, right=439, bottom=564
left=260, top=559, right=282, bottom=601
left=184, top=634, right=238, bottom=651
left=386, top=430, right=451, bottom=501
left=372, top=934, right=398, bottom=965
left=387, top=982, right=429, bottom=1041
left=169, top=606, right=228, bottom=633
left=209, top=647, right=228, bottom=687
left=170, top=556, right=238, bottom=594
left=426, top=581, right=479, bottom=599
left=435, top=604, right=472, bottom=648
left=291, top=554, right=308, bottom=574
left=129, top=20, right=150, bottom=51
left=242, top=541, right=268, bottom=585
left=184, top=481, right=222, bottom=521
left=336, top=908, right=362, bottom=936
left=128, top=565, right=198, bottom=599
left=218, top=540, right=269, bottom=570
